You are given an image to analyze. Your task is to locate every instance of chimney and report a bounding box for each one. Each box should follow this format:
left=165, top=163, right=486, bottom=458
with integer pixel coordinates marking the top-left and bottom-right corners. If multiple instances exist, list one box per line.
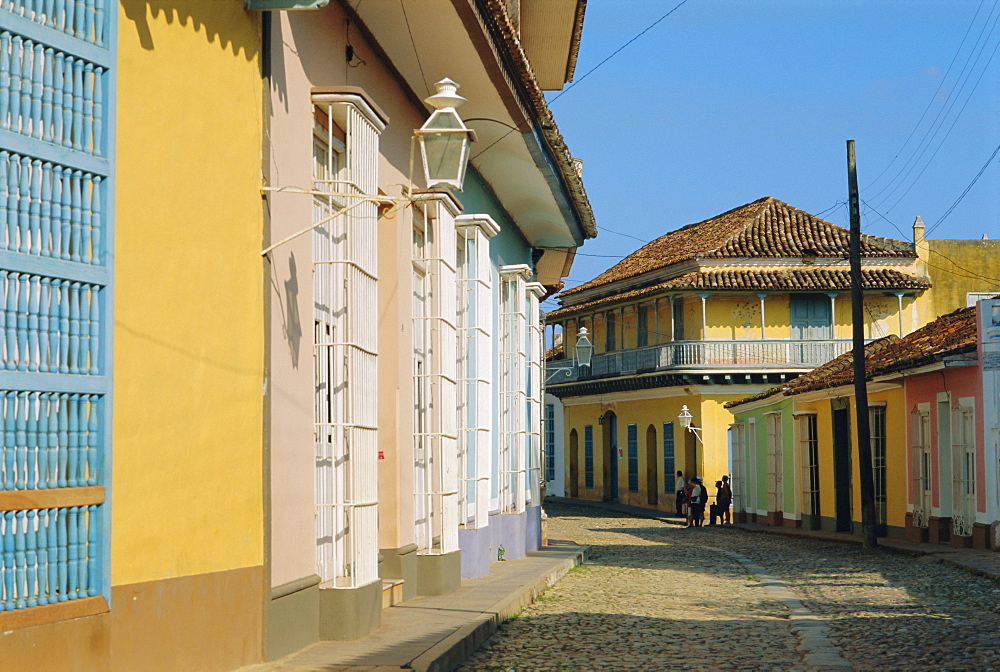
left=912, top=215, right=925, bottom=247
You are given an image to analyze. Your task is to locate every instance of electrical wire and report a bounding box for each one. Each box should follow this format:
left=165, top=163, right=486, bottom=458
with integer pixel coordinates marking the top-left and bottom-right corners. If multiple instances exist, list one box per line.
left=863, top=0, right=989, bottom=191
left=471, top=0, right=690, bottom=163
left=924, top=141, right=1000, bottom=237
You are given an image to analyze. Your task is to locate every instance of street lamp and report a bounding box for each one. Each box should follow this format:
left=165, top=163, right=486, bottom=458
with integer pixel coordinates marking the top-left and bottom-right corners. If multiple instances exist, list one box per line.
left=416, top=78, right=476, bottom=191
left=679, top=405, right=703, bottom=444
left=574, top=327, right=593, bottom=368
left=546, top=328, right=595, bottom=383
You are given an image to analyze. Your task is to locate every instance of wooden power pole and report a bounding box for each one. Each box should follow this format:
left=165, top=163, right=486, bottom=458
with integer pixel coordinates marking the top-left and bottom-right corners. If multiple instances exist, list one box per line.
left=847, top=140, right=878, bottom=548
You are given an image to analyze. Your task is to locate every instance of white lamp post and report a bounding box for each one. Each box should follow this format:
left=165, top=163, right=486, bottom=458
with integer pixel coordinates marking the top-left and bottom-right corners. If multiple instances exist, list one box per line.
left=546, top=328, right=595, bottom=383
left=679, top=405, right=703, bottom=444
left=575, top=327, right=593, bottom=368
left=416, top=78, right=476, bottom=191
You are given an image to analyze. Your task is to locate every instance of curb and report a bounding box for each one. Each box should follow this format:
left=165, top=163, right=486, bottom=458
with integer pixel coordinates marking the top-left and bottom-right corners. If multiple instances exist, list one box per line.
left=412, top=545, right=588, bottom=672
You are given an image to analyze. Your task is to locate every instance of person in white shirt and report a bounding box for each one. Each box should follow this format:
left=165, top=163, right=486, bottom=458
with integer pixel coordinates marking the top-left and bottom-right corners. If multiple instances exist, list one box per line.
left=674, top=471, right=686, bottom=517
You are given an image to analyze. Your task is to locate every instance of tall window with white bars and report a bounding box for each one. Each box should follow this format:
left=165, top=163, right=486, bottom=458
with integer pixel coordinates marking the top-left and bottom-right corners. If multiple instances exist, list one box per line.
left=499, top=265, right=531, bottom=513
left=312, top=95, right=382, bottom=589
left=455, top=215, right=497, bottom=528
left=412, top=194, right=461, bottom=556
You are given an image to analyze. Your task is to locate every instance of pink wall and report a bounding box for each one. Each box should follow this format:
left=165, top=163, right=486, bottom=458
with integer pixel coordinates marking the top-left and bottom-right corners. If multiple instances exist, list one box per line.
left=905, top=363, right=984, bottom=512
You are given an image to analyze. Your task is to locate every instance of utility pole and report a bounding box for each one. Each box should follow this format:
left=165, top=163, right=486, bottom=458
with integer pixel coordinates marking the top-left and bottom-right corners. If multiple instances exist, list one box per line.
left=847, top=140, right=878, bottom=548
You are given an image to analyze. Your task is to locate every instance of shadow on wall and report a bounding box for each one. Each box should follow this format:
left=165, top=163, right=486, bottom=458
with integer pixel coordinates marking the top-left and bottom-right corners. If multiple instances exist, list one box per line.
left=121, top=0, right=260, bottom=61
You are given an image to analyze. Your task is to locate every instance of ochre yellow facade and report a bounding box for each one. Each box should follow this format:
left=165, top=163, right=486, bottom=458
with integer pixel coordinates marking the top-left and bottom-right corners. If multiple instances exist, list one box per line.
left=562, top=391, right=749, bottom=510
left=114, top=1, right=264, bottom=586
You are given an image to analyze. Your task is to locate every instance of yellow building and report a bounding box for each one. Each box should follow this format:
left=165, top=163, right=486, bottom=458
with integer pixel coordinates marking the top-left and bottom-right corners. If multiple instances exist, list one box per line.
left=1, top=3, right=265, bottom=670
left=546, top=197, right=993, bottom=513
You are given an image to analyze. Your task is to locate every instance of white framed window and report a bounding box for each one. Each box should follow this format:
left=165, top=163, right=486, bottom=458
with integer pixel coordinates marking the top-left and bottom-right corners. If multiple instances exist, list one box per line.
left=910, top=404, right=931, bottom=528
left=869, top=405, right=887, bottom=527
left=455, top=215, right=498, bottom=528
left=526, top=282, right=545, bottom=507
left=312, top=93, right=384, bottom=589
left=797, top=414, right=819, bottom=518
left=729, top=422, right=746, bottom=514
left=765, top=412, right=783, bottom=513
left=499, top=265, right=532, bottom=513
left=412, top=193, right=462, bottom=555
left=952, top=399, right=976, bottom=537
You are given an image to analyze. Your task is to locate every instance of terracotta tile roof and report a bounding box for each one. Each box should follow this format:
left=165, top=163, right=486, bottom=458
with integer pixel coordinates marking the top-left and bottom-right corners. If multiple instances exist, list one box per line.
left=561, top=197, right=915, bottom=298
left=726, top=306, right=978, bottom=408
left=546, top=269, right=929, bottom=320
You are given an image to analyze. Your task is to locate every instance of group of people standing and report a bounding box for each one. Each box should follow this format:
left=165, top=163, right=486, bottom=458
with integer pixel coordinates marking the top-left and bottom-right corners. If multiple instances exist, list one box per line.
left=674, top=472, right=731, bottom=527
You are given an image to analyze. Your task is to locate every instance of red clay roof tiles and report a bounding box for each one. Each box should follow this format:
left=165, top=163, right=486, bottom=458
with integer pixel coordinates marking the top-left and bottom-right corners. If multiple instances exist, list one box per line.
left=562, top=197, right=916, bottom=298
left=546, top=269, right=929, bottom=320
left=726, top=306, right=977, bottom=408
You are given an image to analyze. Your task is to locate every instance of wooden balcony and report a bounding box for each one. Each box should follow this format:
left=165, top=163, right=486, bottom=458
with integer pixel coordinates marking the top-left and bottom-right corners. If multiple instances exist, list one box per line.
left=547, top=338, right=864, bottom=383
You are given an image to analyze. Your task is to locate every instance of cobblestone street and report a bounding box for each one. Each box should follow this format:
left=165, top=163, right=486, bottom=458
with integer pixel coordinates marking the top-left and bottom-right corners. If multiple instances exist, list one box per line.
left=459, top=503, right=1000, bottom=671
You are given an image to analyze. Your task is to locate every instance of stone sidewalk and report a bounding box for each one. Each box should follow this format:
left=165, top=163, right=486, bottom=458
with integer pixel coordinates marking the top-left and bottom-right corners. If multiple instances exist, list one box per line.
left=548, top=495, right=1000, bottom=582
left=239, top=541, right=586, bottom=672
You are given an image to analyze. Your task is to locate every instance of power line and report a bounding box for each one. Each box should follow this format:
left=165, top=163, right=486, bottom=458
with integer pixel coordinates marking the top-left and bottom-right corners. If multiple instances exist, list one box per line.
left=471, top=0, right=690, bottom=162
left=925, top=141, right=1000, bottom=236
left=863, top=0, right=989, bottom=191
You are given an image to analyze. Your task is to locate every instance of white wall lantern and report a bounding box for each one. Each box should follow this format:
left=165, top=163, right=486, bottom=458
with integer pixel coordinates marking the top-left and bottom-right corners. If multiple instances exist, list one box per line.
left=575, top=327, right=593, bottom=368
left=416, top=79, right=476, bottom=191
left=679, top=405, right=703, bottom=444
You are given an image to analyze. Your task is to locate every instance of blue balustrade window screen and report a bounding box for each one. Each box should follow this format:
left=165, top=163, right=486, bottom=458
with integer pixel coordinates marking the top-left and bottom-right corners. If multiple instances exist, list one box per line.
left=0, top=0, right=114, bottom=620
left=584, top=425, right=593, bottom=489
left=663, top=422, right=674, bottom=494
left=627, top=423, right=638, bottom=492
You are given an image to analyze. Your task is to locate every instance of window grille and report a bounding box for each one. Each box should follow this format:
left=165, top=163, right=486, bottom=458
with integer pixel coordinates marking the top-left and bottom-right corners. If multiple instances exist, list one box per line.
left=765, top=413, right=782, bottom=513
left=412, top=194, right=461, bottom=555
left=526, top=282, right=545, bottom=507
left=729, top=423, right=745, bottom=513
left=746, top=419, right=757, bottom=513
left=910, top=406, right=931, bottom=529
left=0, top=1, right=114, bottom=621
left=797, top=415, right=820, bottom=517
left=662, top=422, right=674, bottom=494
left=951, top=401, right=976, bottom=537
left=605, top=309, right=616, bottom=351
left=499, top=265, right=530, bottom=513
left=626, top=424, right=638, bottom=492
left=584, top=425, right=594, bottom=489
left=869, top=406, right=887, bottom=527
left=544, top=404, right=555, bottom=483
left=312, top=96, right=382, bottom=588
left=455, top=215, right=496, bottom=528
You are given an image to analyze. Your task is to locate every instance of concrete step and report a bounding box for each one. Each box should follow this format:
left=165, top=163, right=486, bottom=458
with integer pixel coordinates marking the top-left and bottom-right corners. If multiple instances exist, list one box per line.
left=381, top=578, right=404, bottom=609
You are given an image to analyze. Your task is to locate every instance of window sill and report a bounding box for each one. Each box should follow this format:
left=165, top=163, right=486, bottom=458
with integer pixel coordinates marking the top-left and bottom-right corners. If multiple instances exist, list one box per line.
left=0, top=595, right=108, bottom=631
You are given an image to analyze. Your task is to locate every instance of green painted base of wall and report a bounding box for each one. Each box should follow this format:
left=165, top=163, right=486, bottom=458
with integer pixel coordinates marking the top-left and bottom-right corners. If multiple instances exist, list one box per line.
left=319, top=580, right=381, bottom=641
left=416, top=550, right=461, bottom=596
left=380, top=543, right=418, bottom=601
left=800, top=514, right=822, bottom=531
left=266, top=575, right=320, bottom=661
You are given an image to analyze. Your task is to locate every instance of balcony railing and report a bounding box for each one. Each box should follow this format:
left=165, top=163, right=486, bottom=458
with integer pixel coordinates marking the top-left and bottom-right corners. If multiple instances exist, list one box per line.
left=546, top=338, right=862, bottom=383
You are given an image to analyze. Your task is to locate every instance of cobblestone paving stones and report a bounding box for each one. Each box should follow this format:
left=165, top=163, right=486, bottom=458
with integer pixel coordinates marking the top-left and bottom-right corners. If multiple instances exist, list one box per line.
left=459, top=503, right=1000, bottom=671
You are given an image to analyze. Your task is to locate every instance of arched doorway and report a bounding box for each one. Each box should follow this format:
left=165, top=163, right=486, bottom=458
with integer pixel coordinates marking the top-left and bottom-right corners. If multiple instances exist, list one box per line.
left=602, top=411, right=619, bottom=502
left=569, top=428, right=579, bottom=498
left=646, top=424, right=658, bottom=506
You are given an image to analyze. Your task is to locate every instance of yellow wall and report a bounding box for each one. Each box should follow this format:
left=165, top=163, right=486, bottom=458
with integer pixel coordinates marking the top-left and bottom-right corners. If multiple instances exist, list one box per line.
left=562, top=391, right=742, bottom=510
left=794, top=387, right=907, bottom=530
left=919, top=239, right=1000, bottom=322
left=114, top=2, right=264, bottom=585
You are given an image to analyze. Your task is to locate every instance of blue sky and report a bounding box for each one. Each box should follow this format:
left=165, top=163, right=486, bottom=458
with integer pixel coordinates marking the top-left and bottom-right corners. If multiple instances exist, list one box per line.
left=545, top=0, right=1000, bottom=306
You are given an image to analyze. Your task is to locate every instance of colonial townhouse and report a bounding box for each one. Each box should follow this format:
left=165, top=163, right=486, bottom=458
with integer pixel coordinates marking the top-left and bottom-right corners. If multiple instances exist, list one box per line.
left=2, top=2, right=266, bottom=670
left=727, top=301, right=998, bottom=551
left=545, top=197, right=993, bottom=513
left=259, top=0, right=594, bottom=657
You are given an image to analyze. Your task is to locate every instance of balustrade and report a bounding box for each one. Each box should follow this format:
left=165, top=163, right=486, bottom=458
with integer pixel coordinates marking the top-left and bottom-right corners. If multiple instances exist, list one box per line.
left=547, top=338, right=863, bottom=382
